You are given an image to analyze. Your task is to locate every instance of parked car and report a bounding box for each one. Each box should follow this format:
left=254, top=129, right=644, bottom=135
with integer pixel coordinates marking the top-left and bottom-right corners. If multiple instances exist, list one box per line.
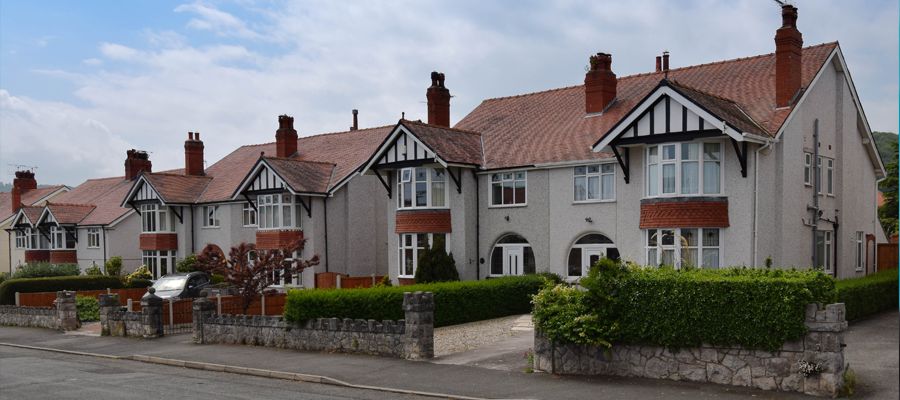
left=151, top=272, right=210, bottom=300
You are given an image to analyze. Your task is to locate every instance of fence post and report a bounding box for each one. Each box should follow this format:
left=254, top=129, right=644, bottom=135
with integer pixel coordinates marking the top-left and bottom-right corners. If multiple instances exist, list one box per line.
left=216, top=293, right=222, bottom=314
left=140, top=288, right=163, bottom=338
left=371, top=274, right=376, bottom=287
left=192, top=294, right=215, bottom=344
left=402, top=291, right=434, bottom=359
left=261, top=294, right=266, bottom=316
left=98, top=293, right=120, bottom=336
left=14, top=292, right=19, bottom=306
left=168, top=298, right=175, bottom=327
left=336, top=274, right=342, bottom=289
left=55, top=291, right=80, bottom=331
left=127, top=298, right=133, bottom=312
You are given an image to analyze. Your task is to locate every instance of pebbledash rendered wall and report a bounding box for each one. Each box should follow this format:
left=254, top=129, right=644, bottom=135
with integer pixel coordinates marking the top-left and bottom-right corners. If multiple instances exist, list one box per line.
left=0, top=291, right=80, bottom=331
left=192, top=291, right=434, bottom=359
left=534, top=303, right=849, bottom=397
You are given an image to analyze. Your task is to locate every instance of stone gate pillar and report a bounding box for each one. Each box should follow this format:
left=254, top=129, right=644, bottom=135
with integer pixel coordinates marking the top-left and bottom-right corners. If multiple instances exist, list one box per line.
left=140, top=288, right=163, bottom=338
left=403, top=291, right=434, bottom=359
left=98, top=293, right=120, bottom=336
left=55, top=291, right=80, bottom=331
left=192, top=294, right=215, bottom=344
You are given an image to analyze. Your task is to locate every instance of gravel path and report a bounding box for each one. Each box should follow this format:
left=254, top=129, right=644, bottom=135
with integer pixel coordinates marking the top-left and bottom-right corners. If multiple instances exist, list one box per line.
left=433, top=314, right=531, bottom=357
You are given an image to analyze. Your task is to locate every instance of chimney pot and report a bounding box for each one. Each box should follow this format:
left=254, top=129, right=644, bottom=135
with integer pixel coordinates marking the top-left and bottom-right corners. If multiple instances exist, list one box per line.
left=184, top=131, right=205, bottom=176
left=11, top=170, right=37, bottom=212
left=662, top=51, right=670, bottom=72
left=276, top=115, right=298, bottom=157
left=775, top=4, right=803, bottom=107
left=426, top=71, right=451, bottom=127
left=351, top=109, right=359, bottom=131
left=584, top=52, right=617, bottom=114
left=125, top=149, right=152, bottom=180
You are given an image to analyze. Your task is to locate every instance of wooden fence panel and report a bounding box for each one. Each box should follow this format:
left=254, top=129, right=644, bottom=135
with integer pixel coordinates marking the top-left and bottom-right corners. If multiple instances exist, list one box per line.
left=877, top=243, right=898, bottom=271
left=18, top=287, right=149, bottom=307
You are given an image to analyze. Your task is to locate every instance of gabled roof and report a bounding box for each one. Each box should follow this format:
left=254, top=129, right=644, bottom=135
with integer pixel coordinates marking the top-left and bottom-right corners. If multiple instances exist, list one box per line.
left=142, top=173, right=213, bottom=204
left=11, top=206, right=43, bottom=227
left=456, top=43, right=838, bottom=169
left=233, top=157, right=335, bottom=197
left=399, top=120, right=484, bottom=166
left=50, top=177, right=136, bottom=226
left=40, top=203, right=96, bottom=225
left=667, top=80, right=768, bottom=138
left=0, top=185, right=69, bottom=224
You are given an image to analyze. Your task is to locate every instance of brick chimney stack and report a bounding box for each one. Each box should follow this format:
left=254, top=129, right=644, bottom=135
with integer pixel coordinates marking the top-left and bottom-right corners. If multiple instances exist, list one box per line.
left=350, top=109, right=359, bottom=131
left=125, top=149, right=152, bottom=180
left=655, top=56, right=662, bottom=73
left=662, top=51, right=670, bottom=72
left=10, top=170, right=37, bottom=212
left=275, top=115, right=298, bottom=158
left=426, top=72, right=451, bottom=127
left=184, top=132, right=205, bottom=176
left=775, top=4, right=803, bottom=108
left=584, top=52, right=617, bottom=114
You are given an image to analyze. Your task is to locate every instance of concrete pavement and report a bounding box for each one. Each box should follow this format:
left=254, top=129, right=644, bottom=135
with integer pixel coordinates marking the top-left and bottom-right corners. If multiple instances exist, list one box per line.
left=0, top=326, right=815, bottom=400
left=843, top=311, right=899, bottom=399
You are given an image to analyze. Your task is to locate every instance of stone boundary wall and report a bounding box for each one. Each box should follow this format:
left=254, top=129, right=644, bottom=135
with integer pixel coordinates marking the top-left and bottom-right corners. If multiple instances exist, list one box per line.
left=534, top=303, right=848, bottom=397
left=100, top=291, right=163, bottom=338
left=0, top=305, right=60, bottom=329
left=194, top=291, right=434, bottom=359
left=0, top=291, right=79, bottom=331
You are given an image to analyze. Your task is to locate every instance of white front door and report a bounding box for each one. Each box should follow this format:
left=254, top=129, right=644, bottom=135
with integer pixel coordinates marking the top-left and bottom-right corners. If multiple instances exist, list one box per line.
left=504, top=246, right=525, bottom=276
left=581, top=247, right=606, bottom=276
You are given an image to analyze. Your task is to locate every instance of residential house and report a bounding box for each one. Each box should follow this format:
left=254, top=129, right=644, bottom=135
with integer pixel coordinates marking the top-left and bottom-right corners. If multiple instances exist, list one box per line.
left=1, top=171, right=69, bottom=273
left=362, top=4, right=886, bottom=283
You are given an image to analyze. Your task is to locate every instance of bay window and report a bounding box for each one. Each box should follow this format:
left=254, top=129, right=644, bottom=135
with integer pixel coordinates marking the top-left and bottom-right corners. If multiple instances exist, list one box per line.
left=646, top=142, right=721, bottom=197
left=15, top=229, right=29, bottom=249
left=50, top=226, right=76, bottom=250
left=257, top=193, right=302, bottom=230
left=202, top=205, right=220, bottom=228
left=574, top=164, right=615, bottom=202
left=490, top=171, right=526, bottom=206
left=143, top=250, right=177, bottom=279
left=87, top=228, right=101, bottom=248
left=242, top=202, right=257, bottom=227
left=399, top=167, right=447, bottom=209
left=645, top=228, right=720, bottom=268
left=140, top=204, right=173, bottom=233
left=398, top=233, right=445, bottom=277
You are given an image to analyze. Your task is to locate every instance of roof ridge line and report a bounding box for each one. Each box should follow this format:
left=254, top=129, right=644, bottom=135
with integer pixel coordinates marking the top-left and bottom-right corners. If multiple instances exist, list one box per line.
left=402, top=119, right=483, bottom=136
left=240, top=124, right=397, bottom=150
left=265, top=156, right=337, bottom=167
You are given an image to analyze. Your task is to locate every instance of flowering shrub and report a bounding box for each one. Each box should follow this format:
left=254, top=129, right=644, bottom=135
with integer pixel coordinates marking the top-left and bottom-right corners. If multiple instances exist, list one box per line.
left=798, top=360, right=823, bottom=377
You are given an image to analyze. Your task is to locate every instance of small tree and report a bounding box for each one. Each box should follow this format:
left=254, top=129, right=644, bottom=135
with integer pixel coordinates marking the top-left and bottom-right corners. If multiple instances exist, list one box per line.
left=413, top=243, right=459, bottom=284
left=194, top=238, right=319, bottom=313
left=104, top=256, right=123, bottom=276
left=176, top=254, right=198, bottom=273
left=878, top=139, right=898, bottom=236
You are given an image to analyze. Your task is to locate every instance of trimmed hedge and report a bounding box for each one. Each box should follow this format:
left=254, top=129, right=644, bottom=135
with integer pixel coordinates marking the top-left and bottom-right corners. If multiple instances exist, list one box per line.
left=0, top=276, right=152, bottom=305
left=836, top=270, right=899, bottom=321
left=284, top=275, right=544, bottom=327
left=535, top=264, right=835, bottom=351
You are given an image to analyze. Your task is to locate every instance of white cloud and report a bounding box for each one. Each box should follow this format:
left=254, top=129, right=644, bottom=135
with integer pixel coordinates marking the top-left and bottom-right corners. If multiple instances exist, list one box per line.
left=82, top=58, right=103, bottom=66
left=0, top=0, right=896, bottom=185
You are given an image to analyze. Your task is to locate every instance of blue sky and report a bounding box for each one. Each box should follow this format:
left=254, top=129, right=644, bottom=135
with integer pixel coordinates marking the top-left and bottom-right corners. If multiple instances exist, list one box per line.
left=1, top=0, right=897, bottom=186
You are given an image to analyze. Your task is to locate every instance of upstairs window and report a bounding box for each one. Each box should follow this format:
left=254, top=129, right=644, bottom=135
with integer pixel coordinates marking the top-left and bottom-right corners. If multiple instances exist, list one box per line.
left=140, top=204, right=173, bottom=233
left=574, top=164, right=615, bottom=202
left=242, top=202, right=257, bottom=227
left=826, top=158, right=834, bottom=195
left=50, top=226, right=76, bottom=250
left=490, top=171, right=526, bottom=206
left=87, top=228, right=101, bottom=248
left=257, top=193, right=302, bottom=230
left=15, top=229, right=29, bottom=249
left=202, top=205, right=220, bottom=228
left=646, top=142, right=721, bottom=197
left=398, top=167, right=447, bottom=209
left=803, top=153, right=812, bottom=186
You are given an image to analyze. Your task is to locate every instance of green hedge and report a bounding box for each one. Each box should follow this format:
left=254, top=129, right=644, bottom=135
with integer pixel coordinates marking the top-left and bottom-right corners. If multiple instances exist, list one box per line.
left=0, top=276, right=151, bottom=305
left=76, top=296, right=99, bottom=322
left=284, top=275, right=544, bottom=327
left=535, top=263, right=835, bottom=351
left=836, top=270, right=899, bottom=321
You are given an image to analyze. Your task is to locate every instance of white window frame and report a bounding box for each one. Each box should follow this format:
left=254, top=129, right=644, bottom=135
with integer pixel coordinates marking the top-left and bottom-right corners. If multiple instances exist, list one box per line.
left=142, top=250, right=177, bottom=279
left=86, top=228, right=101, bottom=249
left=645, top=141, right=723, bottom=198
left=855, top=231, right=864, bottom=272
left=15, top=228, right=29, bottom=249
left=270, top=256, right=302, bottom=287
left=242, top=202, right=257, bottom=227
left=489, top=170, right=527, bottom=207
left=398, top=167, right=449, bottom=210
left=826, top=158, right=834, bottom=196
left=815, top=230, right=833, bottom=272
left=140, top=203, right=174, bottom=233
left=803, top=152, right=812, bottom=186
left=50, top=226, right=76, bottom=250
left=202, top=205, right=220, bottom=228
left=573, top=163, right=616, bottom=203
left=398, top=233, right=445, bottom=278
left=257, top=193, right=302, bottom=231
left=644, top=228, right=722, bottom=269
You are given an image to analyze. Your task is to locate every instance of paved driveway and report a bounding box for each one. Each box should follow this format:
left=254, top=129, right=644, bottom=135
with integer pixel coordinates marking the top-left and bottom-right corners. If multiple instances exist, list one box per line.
left=843, top=311, right=899, bottom=399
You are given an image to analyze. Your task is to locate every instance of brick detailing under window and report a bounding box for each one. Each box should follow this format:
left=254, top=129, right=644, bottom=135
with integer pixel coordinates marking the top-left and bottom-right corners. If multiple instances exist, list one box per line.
left=139, top=233, right=178, bottom=251
left=24, top=250, right=50, bottom=263
left=256, top=230, right=304, bottom=251
left=639, top=198, right=729, bottom=229
left=49, top=250, right=77, bottom=264
left=395, top=210, right=452, bottom=234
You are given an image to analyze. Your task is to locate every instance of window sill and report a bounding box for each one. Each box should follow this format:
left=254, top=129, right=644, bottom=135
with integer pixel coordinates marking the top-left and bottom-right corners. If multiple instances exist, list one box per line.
left=398, top=275, right=415, bottom=279
left=242, top=225, right=258, bottom=228
left=572, top=199, right=616, bottom=205
left=201, top=226, right=221, bottom=229
left=642, top=194, right=724, bottom=200
left=257, top=227, right=302, bottom=231
left=397, top=207, right=451, bottom=211
left=487, top=203, right=527, bottom=209
left=86, top=246, right=101, bottom=249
